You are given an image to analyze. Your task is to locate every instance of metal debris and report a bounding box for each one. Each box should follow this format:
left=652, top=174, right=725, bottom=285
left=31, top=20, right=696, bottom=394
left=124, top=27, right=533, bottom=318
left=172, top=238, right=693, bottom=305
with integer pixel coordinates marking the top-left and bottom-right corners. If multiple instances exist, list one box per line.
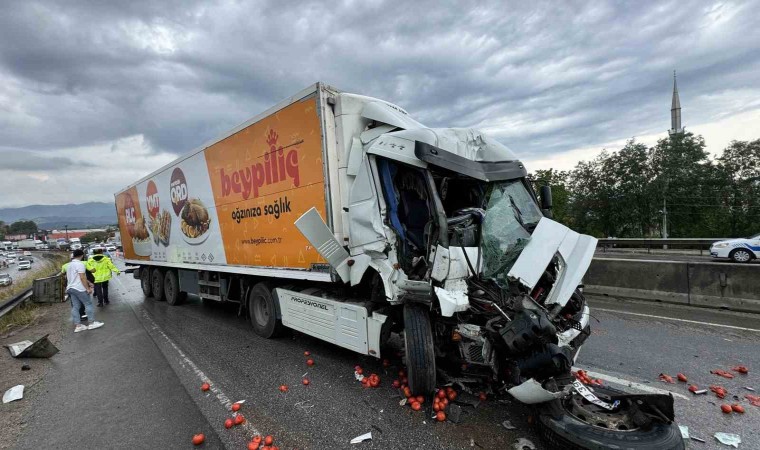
left=350, top=432, right=372, bottom=444
left=6, top=335, right=58, bottom=358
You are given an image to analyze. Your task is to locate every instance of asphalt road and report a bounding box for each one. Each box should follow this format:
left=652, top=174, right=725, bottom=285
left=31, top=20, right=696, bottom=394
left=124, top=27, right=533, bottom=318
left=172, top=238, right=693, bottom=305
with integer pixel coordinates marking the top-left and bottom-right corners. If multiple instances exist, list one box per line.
left=594, top=249, right=760, bottom=264
left=102, top=271, right=759, bottom=449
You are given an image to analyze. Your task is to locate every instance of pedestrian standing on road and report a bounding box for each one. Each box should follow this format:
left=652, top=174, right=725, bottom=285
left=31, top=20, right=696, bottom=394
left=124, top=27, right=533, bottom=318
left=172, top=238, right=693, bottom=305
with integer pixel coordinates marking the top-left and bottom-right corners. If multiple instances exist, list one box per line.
left=67, top=249, right=103, bottom=332
left=86, top=248, right=120, bottom=307
left=62, top=255, right=97, bottom=321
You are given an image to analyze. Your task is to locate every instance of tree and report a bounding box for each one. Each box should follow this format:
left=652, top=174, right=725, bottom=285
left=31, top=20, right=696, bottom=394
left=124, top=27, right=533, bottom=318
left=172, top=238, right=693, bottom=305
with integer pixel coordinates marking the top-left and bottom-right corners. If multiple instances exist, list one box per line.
left=81, top=231, right=109, bottom=244
left=715, top=139, right=760, bottom=237
left=528, top=169, right=571, bottom=225
left=8, top=220, right=38, bottom=236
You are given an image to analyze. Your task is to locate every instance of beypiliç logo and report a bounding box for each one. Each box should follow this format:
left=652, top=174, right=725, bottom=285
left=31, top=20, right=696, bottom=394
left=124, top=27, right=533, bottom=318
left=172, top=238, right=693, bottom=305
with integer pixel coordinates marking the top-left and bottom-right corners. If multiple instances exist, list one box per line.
left=170, top=168, right=188, bottom=216
left=220, top=129, right=301, bottom=200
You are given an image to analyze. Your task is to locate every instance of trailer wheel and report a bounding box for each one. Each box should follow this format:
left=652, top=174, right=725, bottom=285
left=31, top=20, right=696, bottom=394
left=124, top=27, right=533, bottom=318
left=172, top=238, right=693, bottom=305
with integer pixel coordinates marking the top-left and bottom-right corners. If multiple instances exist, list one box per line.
left=164, top=270, right=186, bottom=305
left=403, top=303, right=436, bottom=395
left=248, top=282, right=284, bottom=338
left=140, top=267, right=152, bottom=297
left=151, top=268, right=165, bottom=301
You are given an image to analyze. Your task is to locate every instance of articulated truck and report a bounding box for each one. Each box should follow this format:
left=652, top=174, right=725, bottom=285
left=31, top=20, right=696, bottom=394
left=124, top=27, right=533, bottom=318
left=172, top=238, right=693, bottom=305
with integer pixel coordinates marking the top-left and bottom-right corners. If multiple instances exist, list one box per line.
left=115, top=83, right=682, bottom=449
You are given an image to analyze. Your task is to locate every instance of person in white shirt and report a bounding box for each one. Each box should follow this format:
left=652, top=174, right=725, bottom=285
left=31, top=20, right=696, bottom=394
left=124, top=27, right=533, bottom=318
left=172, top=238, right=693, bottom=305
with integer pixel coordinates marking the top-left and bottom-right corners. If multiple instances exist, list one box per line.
left=66, top=249, right=104, bottom=333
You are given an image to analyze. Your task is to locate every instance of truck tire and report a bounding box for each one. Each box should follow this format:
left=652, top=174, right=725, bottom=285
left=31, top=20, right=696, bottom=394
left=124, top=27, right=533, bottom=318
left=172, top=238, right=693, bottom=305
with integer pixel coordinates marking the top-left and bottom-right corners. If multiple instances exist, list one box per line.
left=140, top=267, right=152, bottom=297
left=248, top=282, right=284, bottom=338
left=403, top=303, right=436, bottom=395
left=151, top=268, right=165, bottom=301
left=537, top=385, right=684, bottom=450
left=164, top=270, right=186, bottom=305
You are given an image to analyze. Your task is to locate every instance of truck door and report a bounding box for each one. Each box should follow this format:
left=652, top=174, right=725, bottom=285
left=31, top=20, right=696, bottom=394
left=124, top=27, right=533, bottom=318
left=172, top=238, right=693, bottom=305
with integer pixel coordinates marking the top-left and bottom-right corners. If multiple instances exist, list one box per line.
left=346, top=156, right=387, bottom=253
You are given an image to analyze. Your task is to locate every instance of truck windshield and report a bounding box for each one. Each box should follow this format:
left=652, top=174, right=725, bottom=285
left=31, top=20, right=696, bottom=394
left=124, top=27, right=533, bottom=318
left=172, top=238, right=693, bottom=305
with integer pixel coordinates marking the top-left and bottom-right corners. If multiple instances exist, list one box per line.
left=481, top=180, right=543, bottom=286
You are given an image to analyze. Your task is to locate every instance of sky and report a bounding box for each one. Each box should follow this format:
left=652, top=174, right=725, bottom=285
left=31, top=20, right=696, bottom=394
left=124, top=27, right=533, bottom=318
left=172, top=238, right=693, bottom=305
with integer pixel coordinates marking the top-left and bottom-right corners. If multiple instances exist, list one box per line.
left=1, top=0, right=759, bottom=208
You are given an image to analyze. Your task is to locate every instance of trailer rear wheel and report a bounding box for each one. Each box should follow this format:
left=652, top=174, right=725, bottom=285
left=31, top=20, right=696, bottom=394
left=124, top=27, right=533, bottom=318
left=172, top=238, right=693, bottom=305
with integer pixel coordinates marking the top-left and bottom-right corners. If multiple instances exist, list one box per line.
left=151, top=268, right=165, bottom=301
left=140, top=268, right=152, bottom=297
left=164, top=270, right=186, bottom=305
left=248, top=282, right=284, bottom=338
left=403, top=303, right=436, bottom=395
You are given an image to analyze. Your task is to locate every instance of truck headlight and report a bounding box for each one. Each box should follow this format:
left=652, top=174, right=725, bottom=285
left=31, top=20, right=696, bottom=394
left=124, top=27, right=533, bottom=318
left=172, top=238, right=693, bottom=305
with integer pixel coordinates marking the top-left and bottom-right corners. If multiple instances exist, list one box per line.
left=713, top=243, right=729, bottom=249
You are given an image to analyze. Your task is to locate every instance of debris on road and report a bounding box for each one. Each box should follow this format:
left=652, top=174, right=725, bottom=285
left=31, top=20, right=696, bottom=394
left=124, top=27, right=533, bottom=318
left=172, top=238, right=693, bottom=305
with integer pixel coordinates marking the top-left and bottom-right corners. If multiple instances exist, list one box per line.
left=201, top=382, right=210, bottom=392
left=232, top=402, right=241, bottom=412
left=192, top=433, right=205, bottom=445
left=691, top=436, right=706, bottom=443
left=745, top=387, right=755, bottom=392
left=350, top=432, right=372, bottom=444
left=745, top=394, right=760, bottom=406
left=714, top=432, right=741, bottom=447
left=731, top=366, right=749, bottom=374
left=678, top=425, right=689, bottom=439
left=279, top=384, right=289, bottom=393
left=224, top=418, right=233, bottom=429
left=306, top=358, right=315, bottom=366
left=711, top=369, right=735, bottom=379
left=2, top=385, right=24, bottom=403
left=658, top=373, right=675, bottom=383
left=721, top=404, right=732, bottom=414
left=21, top=364, right=30, bottom=371
left=731, top=404, right=745, bottom=413
left=677, top=373, right=688, bottom=382
left=710, top=385, right=728, bottom=399
left=502, top=420, right=517, bottom=430
left=5, top=334, right=59, bottom=358
left=512, top=437, right=536, bottom=450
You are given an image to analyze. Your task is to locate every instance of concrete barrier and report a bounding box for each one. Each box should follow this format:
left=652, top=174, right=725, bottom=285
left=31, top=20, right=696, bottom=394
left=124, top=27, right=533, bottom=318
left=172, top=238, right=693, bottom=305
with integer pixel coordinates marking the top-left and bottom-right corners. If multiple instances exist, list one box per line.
left=584, top=258, right=760, bottom=313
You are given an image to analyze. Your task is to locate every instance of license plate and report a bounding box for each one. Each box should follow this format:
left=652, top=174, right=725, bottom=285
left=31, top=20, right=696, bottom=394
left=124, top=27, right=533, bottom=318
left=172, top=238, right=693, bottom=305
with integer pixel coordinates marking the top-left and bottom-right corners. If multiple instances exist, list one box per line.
left=572, top=380, right=620, bottom=411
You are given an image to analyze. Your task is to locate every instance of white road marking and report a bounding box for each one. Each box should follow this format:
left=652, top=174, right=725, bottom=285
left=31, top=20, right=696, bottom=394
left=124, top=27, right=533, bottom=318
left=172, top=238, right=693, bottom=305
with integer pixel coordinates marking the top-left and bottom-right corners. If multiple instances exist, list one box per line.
left=572, top=366, right=690, bottom=401
left=113, top=276, right=261, bottom=436
left=593, top=307, right=760, bottom=332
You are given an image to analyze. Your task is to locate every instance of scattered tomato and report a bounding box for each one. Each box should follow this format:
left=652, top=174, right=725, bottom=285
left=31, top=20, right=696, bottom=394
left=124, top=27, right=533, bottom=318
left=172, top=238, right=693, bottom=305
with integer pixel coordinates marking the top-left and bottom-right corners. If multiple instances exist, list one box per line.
left=447, top=391, right=457, bottom=401
left=711, top=369, right=735, bottom=379
left=732, top=365, right=749, bottom=374
left=677, top=373, right=688, bottom=382
left=306, top=358, right=315, bottom=367
left=279, top=384, right=289, bottom=393
left=232, top=403, right=241, bottom=412
left=747, top=394, right=760, bottom=406
left=302, top=378, right=310, bottom=386
left=234, top=414, right=245, bottom=425
left=658, top=374, right=674, bottom=384
left=401, top=377, right=408, bottom=385
left=201, top=382, right=210, bottom=392
left=433, top=402, right=441, bottom=412
left=441, top=398, right=449, bottom=407
left=731, top=404, right=745, bottom=413
left=264, top=435, right=274, bottom=445
left=415, top=395, right=424, bottom=404
left=411, top=401, right=421, bottom=411
left=304, top=351, right=311, bottom=356
left=436, top=390, right=446, bottom=399
left=392, top=380, right=401, bottom=388
left=688, top=385, right=699, bottom=393
left=721, top=404, right=733, bottom=414
left=383, top=359, right=391, bottom=367
left=478, top=392, right=487, bottom=402
left=369, top=376, right=380, bottom=388
left=192, top=433, right=205, bottom=445
left=436, top=411, right=446, bottom=422
left=224, top=418, right=233, bottom=429
left=403, top=387, right=412, bottom=398
left=399, top=369, right=406, bottom=377
left=710, top=385, right=728, bottom=399
left=248, top=442, right=258, bottom=450
left=356, top=367, right=364, bottom=375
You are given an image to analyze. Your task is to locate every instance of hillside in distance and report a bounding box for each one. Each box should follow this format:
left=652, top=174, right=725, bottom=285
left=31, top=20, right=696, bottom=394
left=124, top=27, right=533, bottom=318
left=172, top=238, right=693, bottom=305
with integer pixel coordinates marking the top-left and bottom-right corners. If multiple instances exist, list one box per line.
left=0, top=202, right=116, bottom=229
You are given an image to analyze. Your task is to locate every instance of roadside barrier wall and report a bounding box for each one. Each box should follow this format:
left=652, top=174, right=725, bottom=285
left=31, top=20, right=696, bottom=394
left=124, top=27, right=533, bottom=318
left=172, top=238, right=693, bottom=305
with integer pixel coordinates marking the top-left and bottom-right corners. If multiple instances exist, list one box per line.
left=584, top=258, right=760, bottom=313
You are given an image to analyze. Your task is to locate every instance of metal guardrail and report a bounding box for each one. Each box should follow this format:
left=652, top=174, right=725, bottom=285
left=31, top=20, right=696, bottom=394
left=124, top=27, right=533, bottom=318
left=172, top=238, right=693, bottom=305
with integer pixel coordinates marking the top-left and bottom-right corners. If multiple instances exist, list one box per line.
left=0, top=287, right=33, bottom=319
left=597, top=238, right=728, bottom=255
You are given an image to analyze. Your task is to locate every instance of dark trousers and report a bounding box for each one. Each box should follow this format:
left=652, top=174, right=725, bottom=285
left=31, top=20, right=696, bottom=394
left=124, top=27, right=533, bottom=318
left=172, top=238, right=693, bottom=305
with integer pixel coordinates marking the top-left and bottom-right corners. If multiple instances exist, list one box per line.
left=94, top=280, right=110, bottom=305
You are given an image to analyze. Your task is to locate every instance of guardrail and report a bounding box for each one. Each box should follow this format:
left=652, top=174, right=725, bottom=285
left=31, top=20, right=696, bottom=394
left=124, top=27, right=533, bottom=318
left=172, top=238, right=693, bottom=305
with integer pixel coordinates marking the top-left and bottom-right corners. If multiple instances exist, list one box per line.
left=0, top=287, right=33, bottom=319
left=597, top=238, right=729, bottom=255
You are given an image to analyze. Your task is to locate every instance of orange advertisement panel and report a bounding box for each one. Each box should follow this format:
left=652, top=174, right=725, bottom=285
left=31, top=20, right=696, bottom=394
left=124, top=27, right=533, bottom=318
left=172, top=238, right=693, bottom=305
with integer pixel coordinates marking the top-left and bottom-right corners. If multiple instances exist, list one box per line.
left=115, top=186, right=150, bottom=261
left=205, top=95, right=328, bottom=269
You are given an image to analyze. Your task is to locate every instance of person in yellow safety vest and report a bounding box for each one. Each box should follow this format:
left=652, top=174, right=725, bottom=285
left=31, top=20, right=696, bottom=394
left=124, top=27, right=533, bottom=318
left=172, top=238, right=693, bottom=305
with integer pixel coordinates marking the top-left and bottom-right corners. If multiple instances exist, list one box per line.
left=86, top=248, right=121, bottom=307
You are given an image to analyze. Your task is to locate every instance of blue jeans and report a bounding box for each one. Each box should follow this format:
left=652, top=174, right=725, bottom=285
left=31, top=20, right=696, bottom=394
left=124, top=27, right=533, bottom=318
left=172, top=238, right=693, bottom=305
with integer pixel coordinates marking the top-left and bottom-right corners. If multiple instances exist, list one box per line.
left=68, top=289, right=94, bottom=325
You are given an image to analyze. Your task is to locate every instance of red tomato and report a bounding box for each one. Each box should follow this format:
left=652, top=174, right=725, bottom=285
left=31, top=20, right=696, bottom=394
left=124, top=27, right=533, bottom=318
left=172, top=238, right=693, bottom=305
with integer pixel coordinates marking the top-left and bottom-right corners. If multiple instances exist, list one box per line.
left=399, top=370, right=406, bottom=377
left=411, top=401, right=421, bottom=411
left=403, top=387, right=412, bottom=398
left=201, top=382, right=210, bottom=392
left=721, top=404, right=733, bottom=414
left=224, top=418, right=233, bottom=429
left=433, top=402, right=441, bottom=412
left=441, top=398, right=449, bottom=407
left=279, top=384, right=288, bottom=393
left=234, top=414, right=245, bottom=425
left=415, top=395, right=424, bottom=404
left=369, top=377, right=380, bottom=388
left=447, top=391, right=457, bottom=401
left=677, top=373, right=688, bottom=382
left=355, top=365, right=362, bottom=372
left=306, top=359, right=315, bottom=367
left=264, top=435, right=274, bottom=445
left=436, top=411, right=446, bottom=422
left=383, top=359, right=391, bottom=367
left=688, top=385, right=699, bottom=393
left=248, top=442, right=257, bottom=450
left=192, top=433, right=205, bottom=445
left=436, top=390, right=446, bottom=399
left=732, top=404, right=745, bottom=413
left=401, top=377, right=408, bottom=385
left=392, top=380, right=401, bottom=388
left=302, top=378, right=310, bottom=386
left=356, top=367, right=364, bottom=375
left=304, top=351, right=311, bottom=356
left=478, top=392, right=487, bottom=402
left=232, top=403, right=241, bottom=412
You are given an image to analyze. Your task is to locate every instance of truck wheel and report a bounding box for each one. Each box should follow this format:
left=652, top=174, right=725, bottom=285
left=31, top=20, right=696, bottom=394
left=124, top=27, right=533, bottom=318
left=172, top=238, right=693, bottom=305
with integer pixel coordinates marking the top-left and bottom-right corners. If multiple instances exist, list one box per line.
left=248, top=282, right=284, bottom=338
left=537, top=385, right=684, bottom=450
left=730, top=248, right=752, bottom=263
left=403, top=303, right=436, bottom=395
left=140, top=268, right=152, bottom=297
left=151, top=268, right=165, bottom=301
left=164, top=270, right=186, bottom=306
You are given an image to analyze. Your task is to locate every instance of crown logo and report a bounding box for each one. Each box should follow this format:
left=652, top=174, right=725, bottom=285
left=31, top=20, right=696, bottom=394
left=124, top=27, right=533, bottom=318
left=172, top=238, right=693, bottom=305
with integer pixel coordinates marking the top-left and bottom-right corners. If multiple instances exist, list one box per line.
left=266, top=129, right=279, bottom=147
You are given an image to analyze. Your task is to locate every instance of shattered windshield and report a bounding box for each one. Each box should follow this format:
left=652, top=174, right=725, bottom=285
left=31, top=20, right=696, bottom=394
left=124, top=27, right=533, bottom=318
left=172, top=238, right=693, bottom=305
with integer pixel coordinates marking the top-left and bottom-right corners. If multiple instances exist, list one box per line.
left=481, top=180, right=543, bottom=285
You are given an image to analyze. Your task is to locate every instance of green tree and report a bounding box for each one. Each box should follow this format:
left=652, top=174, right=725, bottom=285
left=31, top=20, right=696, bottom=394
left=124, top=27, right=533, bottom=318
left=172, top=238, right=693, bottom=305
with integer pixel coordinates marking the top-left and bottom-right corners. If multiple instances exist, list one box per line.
left=81, top=231, right=109, bottom=244
left=9, top=220, right=38, bottom=236
left=529, top=169, right=571, bottom=225
left=715, top=139, right=760, bottom=237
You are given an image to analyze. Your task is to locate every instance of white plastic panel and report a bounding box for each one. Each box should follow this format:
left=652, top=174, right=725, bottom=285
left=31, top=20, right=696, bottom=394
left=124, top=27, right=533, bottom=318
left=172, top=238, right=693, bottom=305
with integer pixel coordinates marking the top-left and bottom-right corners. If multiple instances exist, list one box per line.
left=295, top=207, right=350, bottom=282
left=277, top=288, right=369, bottom=354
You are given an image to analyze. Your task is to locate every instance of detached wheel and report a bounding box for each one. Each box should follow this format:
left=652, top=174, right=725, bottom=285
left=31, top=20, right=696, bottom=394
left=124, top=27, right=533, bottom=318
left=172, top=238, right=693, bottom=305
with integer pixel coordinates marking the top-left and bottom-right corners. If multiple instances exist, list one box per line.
left=164, top=270, right=186, bottom=306
left=248, top=282, right=284, bottom=338
left=140, top=268, right=152, bottom=297
left=403, top=303, right=436, bottom=395
left=538, top=385, right=684, bottom=450
left=151, top=268, right=165, bottom=301
left=730, top=248, right=752, bottom=263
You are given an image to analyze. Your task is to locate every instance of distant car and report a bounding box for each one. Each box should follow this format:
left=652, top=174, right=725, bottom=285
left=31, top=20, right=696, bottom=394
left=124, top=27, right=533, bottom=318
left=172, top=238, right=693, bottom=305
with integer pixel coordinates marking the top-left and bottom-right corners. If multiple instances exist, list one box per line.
left=7, top=257, right=16, bottom=265
left=710, top=233, right=760, bottom=263
left=23, top=251, right=31, bottom=256
left=105, top=245, right=117, bottom=253
left=0, top=273, right=12, bottom=286
left=6, top=252, right=17, bottom=259
left=18, top=260, right=31, bottom=270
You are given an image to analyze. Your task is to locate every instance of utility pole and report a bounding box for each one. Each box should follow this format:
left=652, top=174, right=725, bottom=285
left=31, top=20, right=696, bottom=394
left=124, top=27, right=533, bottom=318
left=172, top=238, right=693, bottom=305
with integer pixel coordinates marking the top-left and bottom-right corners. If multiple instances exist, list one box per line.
left=65, top=225, right=69, bottom=242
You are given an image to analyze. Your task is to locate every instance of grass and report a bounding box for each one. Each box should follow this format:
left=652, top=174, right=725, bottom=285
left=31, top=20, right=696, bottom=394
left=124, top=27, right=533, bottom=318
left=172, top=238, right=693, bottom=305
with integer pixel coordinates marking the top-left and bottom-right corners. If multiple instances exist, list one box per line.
left=0, top=302, right=41, bottom=336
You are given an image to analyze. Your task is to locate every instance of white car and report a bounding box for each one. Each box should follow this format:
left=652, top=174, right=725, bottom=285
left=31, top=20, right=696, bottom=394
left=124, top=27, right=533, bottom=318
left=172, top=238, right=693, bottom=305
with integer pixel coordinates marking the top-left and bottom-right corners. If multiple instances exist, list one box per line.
left=105, top=245, right=117, bottom=253
left=710, top=233, right=760, bottom=263
left=18, top=260, right=31, bottom=270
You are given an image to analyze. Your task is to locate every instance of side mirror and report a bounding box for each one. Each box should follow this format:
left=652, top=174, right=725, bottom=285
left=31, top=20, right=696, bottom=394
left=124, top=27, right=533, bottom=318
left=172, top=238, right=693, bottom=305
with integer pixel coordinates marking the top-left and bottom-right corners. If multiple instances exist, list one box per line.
left=539, top=185, right=553, bottom=218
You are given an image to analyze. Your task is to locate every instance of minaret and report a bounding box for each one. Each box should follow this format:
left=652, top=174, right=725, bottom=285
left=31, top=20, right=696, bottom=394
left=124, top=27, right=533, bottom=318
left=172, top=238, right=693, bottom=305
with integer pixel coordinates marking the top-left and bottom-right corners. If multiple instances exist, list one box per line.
left=668, top=70, right=683, bottom=135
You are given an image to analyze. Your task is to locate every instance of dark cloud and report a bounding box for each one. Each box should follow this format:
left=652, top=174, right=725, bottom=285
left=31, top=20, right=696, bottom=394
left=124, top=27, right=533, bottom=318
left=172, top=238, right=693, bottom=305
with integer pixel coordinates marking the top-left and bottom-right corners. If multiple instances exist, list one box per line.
left=0, top=0, right=759, bottom=165
left=0, top=148, right=91, bottom=170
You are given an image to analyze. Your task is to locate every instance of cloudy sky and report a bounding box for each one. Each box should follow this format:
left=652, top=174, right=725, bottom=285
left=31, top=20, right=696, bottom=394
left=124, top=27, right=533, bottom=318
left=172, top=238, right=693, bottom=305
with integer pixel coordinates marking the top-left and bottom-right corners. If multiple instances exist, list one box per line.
left=1, top=0, right=759, bottom=208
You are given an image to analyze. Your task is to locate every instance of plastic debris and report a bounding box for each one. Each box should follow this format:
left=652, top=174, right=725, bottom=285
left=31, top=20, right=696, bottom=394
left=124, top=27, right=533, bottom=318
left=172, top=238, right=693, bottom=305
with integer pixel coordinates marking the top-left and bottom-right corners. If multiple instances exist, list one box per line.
left=678, top=425, right=689, bottom=439
left=731, top=366, right=749, bottom=374
left=745, top=387, right=755, bottom=392
left=659, top=373, right=675, bottom=383
left=350, top=432, right=372, bottom=444
left=693, top=389, right=708, bottom=395
left=5, top=335, right=59, bottom=358
left=502, top=420, right=517, bottom=430
left=512, top=438, right=536, bottom=450
left=714, top=432, right=741, bottom=447
left=2, top=385, right=24, bottom=403
left=711, top=369, right=735, bottom=379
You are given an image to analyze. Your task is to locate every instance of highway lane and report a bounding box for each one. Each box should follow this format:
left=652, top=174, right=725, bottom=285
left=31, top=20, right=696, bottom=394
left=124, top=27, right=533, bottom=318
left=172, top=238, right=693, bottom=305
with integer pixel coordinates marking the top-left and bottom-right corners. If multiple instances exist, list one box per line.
left=594, top=249, right=760, bottom=264
left=111, top=272, right=759, bottom=449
